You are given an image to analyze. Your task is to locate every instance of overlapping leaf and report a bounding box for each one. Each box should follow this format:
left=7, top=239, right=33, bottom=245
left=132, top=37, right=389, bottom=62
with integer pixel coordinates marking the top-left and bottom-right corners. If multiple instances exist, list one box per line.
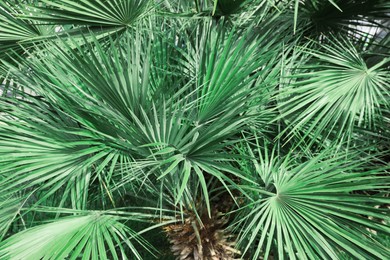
left=25, top=0, right=152, bottom=27
left=0, top=213, right=151, bottom=259
left=297, top=0, right=390, bottom=38
left=234, top=140, right=390, bottom=259
left=1, top=1, right=389, bottom=258
left=276, top=37, right=390, bottom=148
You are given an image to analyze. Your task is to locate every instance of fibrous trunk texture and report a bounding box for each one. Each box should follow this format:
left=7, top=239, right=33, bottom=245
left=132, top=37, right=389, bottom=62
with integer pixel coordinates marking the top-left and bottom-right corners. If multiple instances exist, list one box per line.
left=164, top=208, right=240, bottom=260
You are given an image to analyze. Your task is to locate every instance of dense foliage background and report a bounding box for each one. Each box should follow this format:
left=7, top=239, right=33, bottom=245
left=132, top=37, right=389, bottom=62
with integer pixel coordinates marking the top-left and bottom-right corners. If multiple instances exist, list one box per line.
left=0, top=0, right=389, bottom=259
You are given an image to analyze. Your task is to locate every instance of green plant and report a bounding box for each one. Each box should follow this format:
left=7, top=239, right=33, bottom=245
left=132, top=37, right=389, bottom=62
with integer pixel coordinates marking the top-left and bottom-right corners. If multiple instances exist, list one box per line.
left=0, top=0, right=389, bottom=259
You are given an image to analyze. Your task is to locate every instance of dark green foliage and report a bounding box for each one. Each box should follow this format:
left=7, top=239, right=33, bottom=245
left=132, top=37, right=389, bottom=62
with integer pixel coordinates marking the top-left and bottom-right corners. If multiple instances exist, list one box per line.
left=0, top=0, right=389, bottom=259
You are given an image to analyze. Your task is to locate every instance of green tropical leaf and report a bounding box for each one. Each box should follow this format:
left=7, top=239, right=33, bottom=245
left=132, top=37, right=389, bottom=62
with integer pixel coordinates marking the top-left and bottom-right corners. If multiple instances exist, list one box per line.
left=293, top=0, right=342, bottom=34
left=0, top=1, right=55, bottom=61
left=1, top=0, right=389, bottom=258
left=0, top=213, right=152, bottom=260
left=276, top=37, right=390, bottom=148
left=0, top=192, right=26, bottom=240
left=297, top=0, right=390, bottom=38
left=235, top=140, right=390, bottom=259
left=24, top=0, right=153, bottom=27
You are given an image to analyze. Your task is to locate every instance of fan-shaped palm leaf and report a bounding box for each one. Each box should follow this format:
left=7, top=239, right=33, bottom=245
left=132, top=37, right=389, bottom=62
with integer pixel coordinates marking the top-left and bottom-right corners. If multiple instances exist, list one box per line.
left=0, top=1, right=41, bottom=43
left=234, top=139, right=390, bottom=259
left=0, top=212, right=152, bottom=259
left=276, top=37, right=390, bottom=148
left=0, top=1, right=57, bottom=84
left=2, top=18, right=285, bottom=221
left=0, top=96, right=133, bottom=210
left=25, top=0, right=152, bottom=28
left=1, top=1, right=389, bottom=258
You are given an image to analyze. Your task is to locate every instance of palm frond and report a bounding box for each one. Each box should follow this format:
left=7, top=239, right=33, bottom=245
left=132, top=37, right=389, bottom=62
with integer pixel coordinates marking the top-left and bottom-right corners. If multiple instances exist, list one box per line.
left=1, top=1, right=389, bottom=258
left=292, top=0, right=342, bottom=33
left=0, top=192, right=26, bottom=240
left=234, top=139, right=390, bottom=259
left=0, top=102, right=127, bottom=209
left=276, top=37, right=390, bottom=148
left=24, top=0, right=153, bottom=28
left=0, top=0, right=57, bottom=84
left=297, top=0, right=390, bottom=38
left=0, top=1, right=40, bottom=43
left=0, top=212, right=152, bottom=259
